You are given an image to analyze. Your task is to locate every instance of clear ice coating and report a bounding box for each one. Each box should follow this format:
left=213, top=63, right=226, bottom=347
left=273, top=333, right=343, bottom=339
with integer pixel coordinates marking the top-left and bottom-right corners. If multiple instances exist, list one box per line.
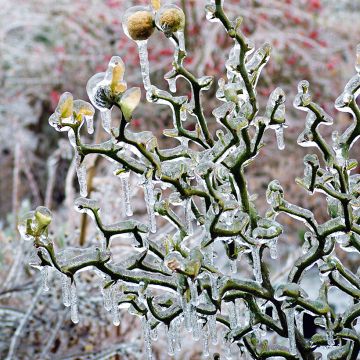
left=41, top=267, right=49, bottom=292
left=251, top=245, right=263, bottom=283
left=141, top=317, right=153, bottom=360
left=101, top=109, right=112, bottom=134
left=75, top=151, right=87, bottom=197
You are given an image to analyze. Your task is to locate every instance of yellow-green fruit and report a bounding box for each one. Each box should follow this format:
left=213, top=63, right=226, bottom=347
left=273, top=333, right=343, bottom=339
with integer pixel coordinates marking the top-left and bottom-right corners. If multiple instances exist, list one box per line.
left=127, top=11, right=155, bottom=41
left=159, top=8, right=185, bottom=34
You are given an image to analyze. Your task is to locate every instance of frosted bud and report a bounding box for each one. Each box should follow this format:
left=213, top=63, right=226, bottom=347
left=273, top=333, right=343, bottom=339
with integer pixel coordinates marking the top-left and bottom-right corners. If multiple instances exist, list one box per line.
left=123, top=6, right=155, bottom=41
left=58, top=92, right=73, bottom=120
left=119, top=87, right=141, bottom=122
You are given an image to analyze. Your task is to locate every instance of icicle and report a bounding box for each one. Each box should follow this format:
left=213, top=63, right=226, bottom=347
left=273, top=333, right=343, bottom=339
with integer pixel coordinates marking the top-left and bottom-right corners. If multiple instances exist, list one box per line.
left=141, top=232, right=149, bottom=250
left=286, top=307, right=297, bottom=356
left=275, top=125, right=285, bottom=150
left=85, top=115, right=94, bottom=134
left=210, top=274, right=220, bottom=301
left=70, top=282, right=79, bottom=324
left=41, top=267, right=49, bottom=292
left=143, top=179, right=156, bottom=233
left=102, top=284, right=112, bottom=312
left=188, top=278, right=198, bottom=306
left=222, top=331, right=233, bottom=360
left=120, top=172, right=133, bottom=216
left=75, top=151, right=87, bottom=197
left=235, top=298, right=243, bottom=327
left=151, top=326, right=158, bottom=341
left=177, top=30, right=185, bottom=52
left=202, top=321, right=210, bottom=358
left=137, top=40, right=151, bottom=91
left=326, top=313, right=335, bottom=346
left=356, top=43, right=360, bottom=73
left=111, top=286, right=120, bottom=326
left=185, top=198, right=193, bottom=235
left=184, top=301, right=193, bottom=332
left=269, top=238, right=278, bottom=259
left=228, top=302, right=237, bottom=329
left=100, top=109, right=112, bottom=134
left=296, top=310, right=304, bottom=336
left=98, top=231, right=107, bottom=251
left=208, top=314, right=218, bottom=345
left=204, top=243, right=214, bottom=266
left=141, top=317, right=153, bottom=360
left=191, top=310, right=201, bottom=341
left=166, top=77, right=177, bottom=93
left=166, top=323, right=175, bottom=356
left=251, top=245, right=263, bottom=283
left=230, top=259, right=237, bottom=274
left=61, top=274, right=71, bottom=307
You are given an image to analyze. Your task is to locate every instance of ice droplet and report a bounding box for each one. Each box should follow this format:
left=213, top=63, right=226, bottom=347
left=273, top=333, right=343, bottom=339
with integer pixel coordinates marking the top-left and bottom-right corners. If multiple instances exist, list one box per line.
left=286, top=307, right=297, bottom=355
left=61, top=274, right=71, bottom=307
left=75, top=151, right=87, bottom=197
left=41, top=267, right=49, bottom=292
left=137, top=40, right=152, bottom=91
left=251, top=245, right=263, bottom=283
left=120, top=172, right=133, bottom=216
left=100, top=109, right=112, bottom=134
left=143, top=178, right=156, bottom=233
left=210, top=274, right=220, bottom=301
left=275, top=125, right=285, bottom=150
left=70, top=282, right=79, bottom=324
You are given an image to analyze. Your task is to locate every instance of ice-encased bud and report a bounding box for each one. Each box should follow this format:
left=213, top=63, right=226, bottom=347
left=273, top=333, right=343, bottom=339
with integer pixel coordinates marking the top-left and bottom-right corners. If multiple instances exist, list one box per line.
left=34, top=206, right=52, bottom=228
left=266, top=180, right=284, bottom=208
left=58, top=92, right=73, bottom=120
left=164, top=251, right=185, bottom=272
left=156, top=4, right=185, bottom=36
left=18, top=211, right=36, bottom=241
left=119, top=87, right=141, bottom=122
left=73, top=100, right=95, bottom=125
left=123, top=6, right=155, bottom=41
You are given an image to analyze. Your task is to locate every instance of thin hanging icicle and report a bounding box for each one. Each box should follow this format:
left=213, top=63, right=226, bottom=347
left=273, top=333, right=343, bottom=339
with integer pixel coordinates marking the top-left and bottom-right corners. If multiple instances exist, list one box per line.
left=61, top=274, right=71, bottom=307
left=177, top=31, right=186, bottom=52
left=111, top=286, right=120, bottom=326
left=275, top=125, right=285, bottom=150
left=230, top=259, right=237, bottom=274
left=295, top=310, right=304, bottom=336
left=100, top=110, right=112, bottom=134
left=286, top=307, right=297, bottom=356
left=326, top=313, right=335, bottom=346
left=41, top=267, right=49, bottom=292
left=102, top=284, right=112, bottom=312
left=251, top=245, right=263, bottom=283
left=185, top=198, right=193, bottom=235
left=184, top=300, right=193, bottom=332
left=151, top=326, right=158, bottom=341
left=137, top=40, right=151, bottom=91
left=191, top=309, right=201, bottom=341
left=188, top=278, right=198, bottom=306
left=141, top=317, right=153, bottom=360
left=228, top=301, right=237, bottom=329
left=121, top=172, right=133, bottom=216
left=208, top=314, right=218, bottom=345
left=202, top=322, right=210, bottom=358
left=85, top=115, right=94, bottom=134
left=269, top=238, right=278, bottom=259
left=210, top=274, right=220, bottom=301
left=143, top=179, right=156, bottom=233
left=70, top=282, right=79, bottom=324
left=166, top=322, right=175, bottom=356
left=235, top=298, right=243, bottom=327
left=166, top=77, right=177, bottom=93
left=75, top=151, right=87, bottom=197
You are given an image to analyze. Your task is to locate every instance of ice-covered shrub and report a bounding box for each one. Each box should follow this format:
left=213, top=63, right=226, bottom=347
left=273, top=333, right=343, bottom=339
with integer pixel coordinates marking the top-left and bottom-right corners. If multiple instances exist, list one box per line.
left=20, top=1, right=360, bottom=359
